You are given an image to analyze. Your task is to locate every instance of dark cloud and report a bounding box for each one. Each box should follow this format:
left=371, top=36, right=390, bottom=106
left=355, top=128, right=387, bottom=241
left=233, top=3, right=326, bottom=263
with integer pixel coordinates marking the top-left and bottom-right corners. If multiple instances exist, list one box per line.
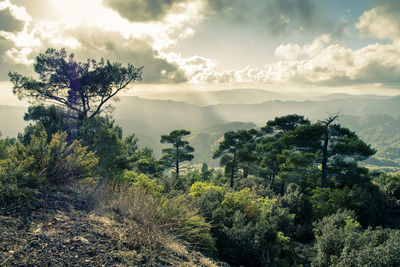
left=67, top=27, right=187, bottom=83
left=205, top=0, right=247, bottom=23
left=0, top=7, right=24, bottom=32
left=262, top=0, right=326, bottom=35
left=0, top=38, right=31, bottom=80
left=352, top=61, right=400, bottom=85
left=203, top=0, right=334, bottom=35
left=102, top=0, right=187, bottom=22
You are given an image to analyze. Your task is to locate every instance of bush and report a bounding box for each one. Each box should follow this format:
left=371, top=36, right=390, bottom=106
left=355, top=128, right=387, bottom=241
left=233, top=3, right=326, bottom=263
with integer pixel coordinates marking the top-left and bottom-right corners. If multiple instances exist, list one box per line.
left=313, top=210, right=400, bottom=267
left=377, top=173, right=400, bottom=200
left=93, top=184, right=215, bottom=252
left=123, top=170, right=163, bottom=194
left=310, top=183, right=386, bottom=227
left=279, top=184, right=314, bottom=241
left=77, top=116, right=137, bottom=179
left=191, top=185, right=294, bottom=266
left=189, top=181, right=225, bottom=197
left=0, top=131, right=98, bottom=207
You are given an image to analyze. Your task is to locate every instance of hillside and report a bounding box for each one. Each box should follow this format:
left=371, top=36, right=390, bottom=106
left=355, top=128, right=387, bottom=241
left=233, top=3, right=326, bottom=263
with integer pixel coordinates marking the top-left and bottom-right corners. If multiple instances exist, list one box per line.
left=0, top=189, right=222, bottom=266
left=0, top=92, right=399, bottom=170
left=340, top=115, right=400, bottom=172
left=140, top=89, right=292, bottom=106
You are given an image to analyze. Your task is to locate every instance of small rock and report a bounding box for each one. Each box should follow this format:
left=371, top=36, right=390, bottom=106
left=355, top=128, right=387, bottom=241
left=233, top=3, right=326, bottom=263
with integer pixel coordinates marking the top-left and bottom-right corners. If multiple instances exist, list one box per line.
left=30, top=240, right=40, bottom=248
left=71, top=236, right=90, bottom=244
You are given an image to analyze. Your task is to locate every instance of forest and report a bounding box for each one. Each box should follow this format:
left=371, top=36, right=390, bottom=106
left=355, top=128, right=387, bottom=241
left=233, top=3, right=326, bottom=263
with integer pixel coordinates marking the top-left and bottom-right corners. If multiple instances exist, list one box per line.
left=1, top=48, right=400, bottom=266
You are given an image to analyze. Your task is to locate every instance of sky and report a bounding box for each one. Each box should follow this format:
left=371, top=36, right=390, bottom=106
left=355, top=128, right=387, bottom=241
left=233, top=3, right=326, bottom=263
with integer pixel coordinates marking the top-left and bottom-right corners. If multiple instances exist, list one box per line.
left=1, top=0, right=400, bottom=102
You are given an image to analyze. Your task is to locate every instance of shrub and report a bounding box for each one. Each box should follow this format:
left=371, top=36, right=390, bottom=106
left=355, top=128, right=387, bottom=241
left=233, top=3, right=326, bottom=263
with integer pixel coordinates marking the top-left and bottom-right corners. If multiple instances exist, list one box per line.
left=189, top=181, right=225, bottom=197
left=192, top=185, right=294, bottom=266
left=123, top=170, right=163, bottom=194
left=0, top=130, right=98, bottom=207
left=310, top=183, right=386, bottom=227
left=313, top=210, right=400, bottom=267
left=279, top=184, right=314, bottom=241
left=93, top=184, right=215, bottom=252
left=377, top=173, right=400, bottom=200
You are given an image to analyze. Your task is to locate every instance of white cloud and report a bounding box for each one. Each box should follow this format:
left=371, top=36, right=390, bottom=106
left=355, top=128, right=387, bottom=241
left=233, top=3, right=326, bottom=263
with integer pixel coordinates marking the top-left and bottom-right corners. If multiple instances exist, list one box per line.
left=356, top=6, right=400, bottom=41
left=161, top=52, right=216, bottom=82
left=274, top=44, right=303, bottom=61
left=188, top=35, right=400, bottom=86
left=274, top=34, right=331, bottom=60
left=0, top=0, right=207, bottom=83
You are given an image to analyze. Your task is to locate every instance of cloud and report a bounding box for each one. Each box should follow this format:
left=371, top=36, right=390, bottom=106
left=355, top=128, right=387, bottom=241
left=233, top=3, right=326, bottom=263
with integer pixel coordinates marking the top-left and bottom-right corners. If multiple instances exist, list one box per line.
left=204, top=0, right=247, bottom=23
left=202, top=0, right=339, bottom=37
left=0, top=7, right=24, bottom=32
left=67, top=27, right=188, bottom=83
left=262, top=0, right=327, bottom=35
left=187, top=35, right=400, bottom=87
left=275, top=34, right=331, bottom=60
left=9, top=0, right=54, bottom=19
left=356, top=3, right=400, bottom=41
left=0, top=0, right=194, bottom=84
left=161, top=52, right=216, bottom=82
left=0, top=37, right=32, bottom=79
left=102, top=0, right=188, bottom=22
left=9, top=23, right=188, bottom=84
left=0, top=0, right=31, bottom=33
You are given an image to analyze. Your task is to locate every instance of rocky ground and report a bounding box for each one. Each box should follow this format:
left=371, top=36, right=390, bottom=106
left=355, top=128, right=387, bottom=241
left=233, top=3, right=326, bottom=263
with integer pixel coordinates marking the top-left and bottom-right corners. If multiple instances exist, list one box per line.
left=0, top=192, right=224, bottom=266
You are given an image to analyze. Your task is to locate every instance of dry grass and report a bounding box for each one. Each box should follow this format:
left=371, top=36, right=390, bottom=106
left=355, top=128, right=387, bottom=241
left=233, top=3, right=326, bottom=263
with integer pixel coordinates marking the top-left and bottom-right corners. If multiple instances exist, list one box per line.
left=86, top=183, right=220, bottom=265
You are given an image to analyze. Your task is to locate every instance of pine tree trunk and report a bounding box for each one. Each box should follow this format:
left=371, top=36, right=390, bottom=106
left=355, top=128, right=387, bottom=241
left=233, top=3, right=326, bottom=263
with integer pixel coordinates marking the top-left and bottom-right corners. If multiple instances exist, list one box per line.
left=321, top=130, right=329, bottom=188
left=176, top=145, right=179, bottom=177
left=230, top=151, right=237, bottom=188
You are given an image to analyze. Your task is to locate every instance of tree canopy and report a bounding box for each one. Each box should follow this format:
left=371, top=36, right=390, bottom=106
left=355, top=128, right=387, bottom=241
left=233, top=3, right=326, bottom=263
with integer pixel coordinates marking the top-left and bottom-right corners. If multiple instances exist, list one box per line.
left=160, top=129, right=194, bottom=177
left=9, top=48, right=143, bottom=121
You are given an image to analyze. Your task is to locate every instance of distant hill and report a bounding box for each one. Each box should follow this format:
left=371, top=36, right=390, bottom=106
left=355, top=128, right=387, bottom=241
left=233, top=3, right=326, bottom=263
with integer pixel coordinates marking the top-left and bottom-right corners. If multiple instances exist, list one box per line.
left=140, top=89, right=292, bottom=106
left=340, top=115, right=400, bottom=173
left=115, top=97, right=226, bottom=156
left=0, top=92, right=399, bottom=171
left=188, top=122, right=257, bottom=166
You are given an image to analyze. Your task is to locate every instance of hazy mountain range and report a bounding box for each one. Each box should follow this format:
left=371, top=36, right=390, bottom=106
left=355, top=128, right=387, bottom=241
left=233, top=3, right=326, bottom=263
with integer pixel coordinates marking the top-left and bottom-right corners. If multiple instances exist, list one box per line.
left=0, top=90, right=399, bottom=171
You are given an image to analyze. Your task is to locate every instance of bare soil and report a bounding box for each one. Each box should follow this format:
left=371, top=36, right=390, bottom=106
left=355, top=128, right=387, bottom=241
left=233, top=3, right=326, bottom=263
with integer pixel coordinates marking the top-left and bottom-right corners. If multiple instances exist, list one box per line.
left=0, top=192, right=223, bottom=266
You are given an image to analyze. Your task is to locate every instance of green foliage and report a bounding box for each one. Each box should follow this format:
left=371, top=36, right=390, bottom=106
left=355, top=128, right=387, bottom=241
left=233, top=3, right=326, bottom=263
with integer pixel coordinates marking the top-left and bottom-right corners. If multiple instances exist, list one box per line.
left=281, top=115, right=376, bottom=188
left=377, top=173, right=400, bottom=200
left=279, top=184, right=314, bottom=241
left=213, top=129, right=258, bottom=187
left=313, top=210, right=400, bottom=267
left=257, top=115, right=312, bottom=190
left=265, top=114, right=310, bottom=133
left=77, top=116, right=138, bottom=179
left=189, top=181, right=225, bottom=197
left=9, top=47, right=142, bottom=121
left=19, top=105, right=68, bottom=144
left=0, top=130, right=98, bottom=207
left=154, top=194, right=215, bottom=251
left=278, top=150, right=319, bottom=191
left=160, top=129, right=194, bottom=177
left=133, top=147, right=163, bottom=177
left=310, top=183, right=385, bottom=227
left=0, top=133, right=15, bottom=160
left=312, top=210, right=361, bottom=267
left=124, top=170, right=163, bottom=194
left=191, top=184, right=295, bottom=266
